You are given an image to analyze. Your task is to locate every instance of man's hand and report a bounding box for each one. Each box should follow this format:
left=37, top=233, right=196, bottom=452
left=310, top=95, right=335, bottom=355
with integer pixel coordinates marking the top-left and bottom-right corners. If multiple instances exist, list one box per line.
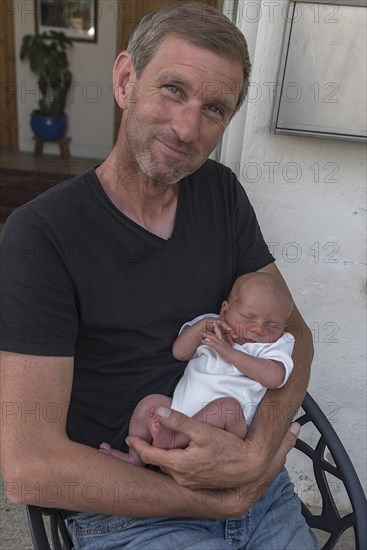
left=126, top=407, right=300, bottom=490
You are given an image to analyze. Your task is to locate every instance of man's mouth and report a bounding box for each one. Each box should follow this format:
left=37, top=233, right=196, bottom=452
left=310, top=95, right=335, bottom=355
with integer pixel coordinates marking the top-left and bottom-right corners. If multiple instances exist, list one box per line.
left=156, top=138, right=190, bottom=157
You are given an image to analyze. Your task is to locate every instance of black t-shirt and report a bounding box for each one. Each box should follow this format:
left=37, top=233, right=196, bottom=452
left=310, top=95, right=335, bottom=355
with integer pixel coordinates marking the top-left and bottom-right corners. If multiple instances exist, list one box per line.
left=0, top=160, right=274, bottom=450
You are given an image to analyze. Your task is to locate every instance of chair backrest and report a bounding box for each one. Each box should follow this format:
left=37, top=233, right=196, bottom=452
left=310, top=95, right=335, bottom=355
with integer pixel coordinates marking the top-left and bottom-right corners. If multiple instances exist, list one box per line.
left=25, top=392, right=366, bottom=550
left=26, top=505, right=72, bottom=550
left=294, top=392, right=367, bottom=549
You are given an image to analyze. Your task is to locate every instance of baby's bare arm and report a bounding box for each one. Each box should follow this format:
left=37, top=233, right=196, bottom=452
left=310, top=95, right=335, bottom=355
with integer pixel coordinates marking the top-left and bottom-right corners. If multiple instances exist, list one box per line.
left=172, top=317, right=220, bottom=361
left=202, top=331, right=285, bottom=389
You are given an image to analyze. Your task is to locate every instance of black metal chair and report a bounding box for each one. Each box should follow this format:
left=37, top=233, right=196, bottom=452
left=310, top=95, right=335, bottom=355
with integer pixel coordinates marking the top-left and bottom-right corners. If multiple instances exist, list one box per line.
left=294, top=392, right=366, bottom=549
left=26, top=392, right=366, bottom=550
left=26, top=505, right=73, bottom=550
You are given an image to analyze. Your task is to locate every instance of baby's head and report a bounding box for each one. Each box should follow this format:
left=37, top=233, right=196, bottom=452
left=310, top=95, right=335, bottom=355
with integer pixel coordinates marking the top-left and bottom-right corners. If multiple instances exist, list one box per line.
left=220, top=272, right=293, bottom=344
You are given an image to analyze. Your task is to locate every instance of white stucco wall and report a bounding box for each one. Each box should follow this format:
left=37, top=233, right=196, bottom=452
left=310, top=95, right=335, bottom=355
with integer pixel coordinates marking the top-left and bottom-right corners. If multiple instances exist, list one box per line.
left=14, top=0, right=117, bottom=158
left=222, top=1, right=366, bottom=509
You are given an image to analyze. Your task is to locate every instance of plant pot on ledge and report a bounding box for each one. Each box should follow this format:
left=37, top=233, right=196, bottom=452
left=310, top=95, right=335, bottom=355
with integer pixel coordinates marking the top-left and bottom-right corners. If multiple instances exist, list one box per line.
left=20, top=31, right=73, bottom=146
left=31, top=111, right=68, bottom=141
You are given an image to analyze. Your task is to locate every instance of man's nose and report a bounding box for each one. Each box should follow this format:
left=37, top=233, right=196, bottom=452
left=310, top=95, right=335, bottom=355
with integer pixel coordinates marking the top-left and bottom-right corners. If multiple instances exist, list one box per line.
left=171, top=104, right=201, bottom=143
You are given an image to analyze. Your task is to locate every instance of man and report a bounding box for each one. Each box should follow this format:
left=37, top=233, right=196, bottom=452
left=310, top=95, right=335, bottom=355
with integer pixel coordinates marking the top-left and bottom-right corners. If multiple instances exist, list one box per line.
left=1, top=4, right=318, bottom=548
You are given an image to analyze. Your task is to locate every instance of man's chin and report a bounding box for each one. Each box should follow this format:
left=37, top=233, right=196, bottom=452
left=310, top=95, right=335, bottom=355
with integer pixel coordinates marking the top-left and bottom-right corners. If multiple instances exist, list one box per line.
left=136, top=149, right=208, bottom=185
left=143, top=165, right=197, bottom=186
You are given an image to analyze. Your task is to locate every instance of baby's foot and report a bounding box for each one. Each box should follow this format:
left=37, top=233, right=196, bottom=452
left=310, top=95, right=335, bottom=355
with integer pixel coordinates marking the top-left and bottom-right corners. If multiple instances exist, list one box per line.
left=99, top=442, right=143, bottom=465
left=147, top=416, right=176, bottom=449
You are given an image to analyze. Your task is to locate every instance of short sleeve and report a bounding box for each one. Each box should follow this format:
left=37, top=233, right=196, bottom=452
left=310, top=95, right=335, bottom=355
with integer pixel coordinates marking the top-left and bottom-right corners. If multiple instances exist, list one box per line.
left=178, top=313, right=219, bottom=334
left=232, top=174, right=275, bottom=275
left=0, top=207, right=78, bottom=355
left=256, top=333, right=295, bottom=387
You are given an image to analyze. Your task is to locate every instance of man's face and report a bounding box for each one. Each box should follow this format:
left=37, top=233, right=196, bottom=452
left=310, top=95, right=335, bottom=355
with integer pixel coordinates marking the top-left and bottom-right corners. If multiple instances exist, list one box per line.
left=122, top=35, right=243, bottom=185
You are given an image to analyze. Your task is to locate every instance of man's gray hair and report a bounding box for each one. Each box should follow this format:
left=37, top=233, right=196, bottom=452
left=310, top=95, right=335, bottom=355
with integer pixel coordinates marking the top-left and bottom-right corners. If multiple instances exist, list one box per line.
left=127, top=2, right=251, bottom=114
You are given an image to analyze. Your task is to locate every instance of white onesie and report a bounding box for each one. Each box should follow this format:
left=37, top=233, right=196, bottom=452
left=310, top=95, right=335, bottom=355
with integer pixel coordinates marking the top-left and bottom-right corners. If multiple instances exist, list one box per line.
left=171, top=314, right=295, bottom=425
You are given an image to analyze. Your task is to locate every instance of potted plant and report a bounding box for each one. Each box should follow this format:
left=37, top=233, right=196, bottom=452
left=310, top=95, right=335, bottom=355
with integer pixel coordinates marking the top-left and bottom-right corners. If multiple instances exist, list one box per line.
left=20, top=31, right=73, bottom=141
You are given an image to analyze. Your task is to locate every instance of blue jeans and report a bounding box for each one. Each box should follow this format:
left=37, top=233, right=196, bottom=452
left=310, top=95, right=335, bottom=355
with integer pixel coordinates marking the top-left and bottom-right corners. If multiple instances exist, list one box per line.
left=67, top=469, right=319, bottom=549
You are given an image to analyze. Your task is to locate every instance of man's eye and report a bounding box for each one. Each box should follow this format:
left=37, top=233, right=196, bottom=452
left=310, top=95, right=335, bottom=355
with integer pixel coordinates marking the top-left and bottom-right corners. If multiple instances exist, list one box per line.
left=166, top=85, right=180, bottom=95
left=207, top=105, right=220, bottom=113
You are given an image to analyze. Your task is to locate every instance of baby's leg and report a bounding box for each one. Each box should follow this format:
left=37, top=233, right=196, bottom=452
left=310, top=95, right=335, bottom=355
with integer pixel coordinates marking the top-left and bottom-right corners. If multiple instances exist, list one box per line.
left=149, top=397, right=247, bottom=451
left=148, top=411, right=183, bottom=449
left=199, top=397, right=247, bottom=439
left=100, top=394, right=172, bottom=465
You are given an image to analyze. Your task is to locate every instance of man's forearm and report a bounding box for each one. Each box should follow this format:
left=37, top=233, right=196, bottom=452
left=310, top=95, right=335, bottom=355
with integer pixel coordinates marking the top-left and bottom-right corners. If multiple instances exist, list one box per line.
left=1, top=352, right=216, bottom=519
left=4, top=437, right=201, bottom=517
left=4, top=436, right=278, bottom=520
left=247, top=304, right=313, bottom=466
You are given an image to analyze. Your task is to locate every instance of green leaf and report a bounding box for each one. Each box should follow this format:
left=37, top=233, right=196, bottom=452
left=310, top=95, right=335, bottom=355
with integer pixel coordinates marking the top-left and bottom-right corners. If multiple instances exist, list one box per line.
left=19, top=31, right=73, bottom=115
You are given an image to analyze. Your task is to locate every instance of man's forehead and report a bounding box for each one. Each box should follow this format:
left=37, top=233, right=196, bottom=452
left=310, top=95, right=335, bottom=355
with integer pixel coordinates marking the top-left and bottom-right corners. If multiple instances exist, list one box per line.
left=151, top=35, right=242, bottom=78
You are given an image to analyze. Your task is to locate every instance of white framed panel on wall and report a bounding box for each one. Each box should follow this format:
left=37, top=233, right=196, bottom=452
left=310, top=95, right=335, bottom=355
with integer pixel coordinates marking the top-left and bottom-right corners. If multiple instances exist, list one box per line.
left=271, top=0, right=367, bottom=142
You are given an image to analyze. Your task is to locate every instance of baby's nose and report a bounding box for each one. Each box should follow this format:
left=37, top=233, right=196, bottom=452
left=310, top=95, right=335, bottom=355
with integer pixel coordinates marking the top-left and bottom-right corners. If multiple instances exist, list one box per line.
left=249, top=323, right=262, bottom=336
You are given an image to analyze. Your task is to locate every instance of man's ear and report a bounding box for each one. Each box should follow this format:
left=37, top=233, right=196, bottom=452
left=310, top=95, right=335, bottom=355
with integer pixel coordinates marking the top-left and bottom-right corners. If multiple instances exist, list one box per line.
left=112, top=51, right=137, bottom=110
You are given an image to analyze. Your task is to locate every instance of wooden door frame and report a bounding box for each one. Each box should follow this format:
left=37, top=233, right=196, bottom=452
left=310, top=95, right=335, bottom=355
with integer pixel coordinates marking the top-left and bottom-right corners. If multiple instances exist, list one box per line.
left=0, top=4, right=18, bottom=150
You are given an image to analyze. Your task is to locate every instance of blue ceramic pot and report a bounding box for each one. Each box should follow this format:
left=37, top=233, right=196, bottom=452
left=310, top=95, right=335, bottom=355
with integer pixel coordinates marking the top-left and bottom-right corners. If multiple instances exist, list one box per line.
left=31, top=112, right=67, bottom=140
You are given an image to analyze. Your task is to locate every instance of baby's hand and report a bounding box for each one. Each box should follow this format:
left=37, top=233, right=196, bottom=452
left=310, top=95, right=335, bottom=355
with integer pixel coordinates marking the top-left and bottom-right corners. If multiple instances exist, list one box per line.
left=202, top=320, right=235, bottom=346
left=213, top=320, right=237, bottom=345
left=201, top=318, right=218, bottom=335
left=201, top=328, right=235, bottom=364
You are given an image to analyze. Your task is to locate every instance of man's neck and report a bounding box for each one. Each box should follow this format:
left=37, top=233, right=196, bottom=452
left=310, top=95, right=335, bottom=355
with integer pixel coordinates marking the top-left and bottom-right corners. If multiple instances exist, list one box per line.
left=96, top=149, right=179, bottom=240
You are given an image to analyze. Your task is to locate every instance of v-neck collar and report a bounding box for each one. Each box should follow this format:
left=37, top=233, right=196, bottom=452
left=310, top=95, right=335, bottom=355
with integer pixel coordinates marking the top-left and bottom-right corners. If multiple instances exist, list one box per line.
left=89, top=169, right=186, bottom=243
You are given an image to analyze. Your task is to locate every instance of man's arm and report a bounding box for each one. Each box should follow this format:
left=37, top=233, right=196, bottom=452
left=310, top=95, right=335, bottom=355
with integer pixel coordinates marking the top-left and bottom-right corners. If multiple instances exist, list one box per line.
left=127, top=262, right=313, bottom=488
left=0, top=351, right=198, bottom=516
left=248, top=262, right=313, bottom=468
left=1, top=350, right=295, bottom=518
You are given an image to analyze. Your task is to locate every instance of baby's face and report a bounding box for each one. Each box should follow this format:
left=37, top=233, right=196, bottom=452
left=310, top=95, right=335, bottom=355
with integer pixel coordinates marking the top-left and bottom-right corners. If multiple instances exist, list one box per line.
left=220, top=287, right=290, bottom=344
